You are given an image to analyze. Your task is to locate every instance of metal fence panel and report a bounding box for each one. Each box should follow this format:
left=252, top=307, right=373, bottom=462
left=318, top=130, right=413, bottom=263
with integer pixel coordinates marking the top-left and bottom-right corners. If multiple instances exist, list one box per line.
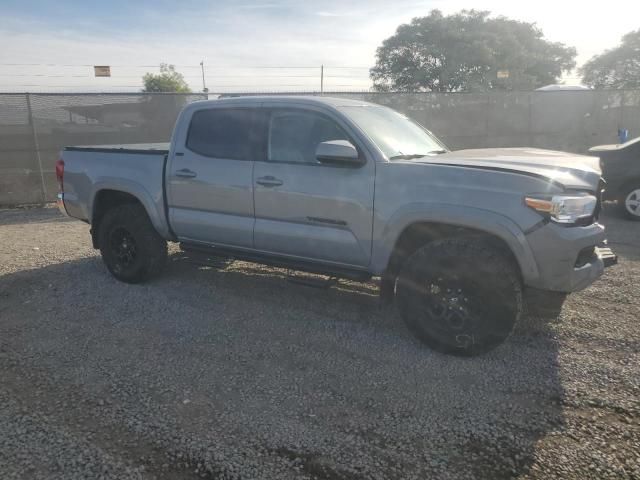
left=0, top=94, right=41, bottom=205
left=329, top=90, right=639, bottom=151
left=0, top=93, right=206, bottom=205
left=1, top=90, right=639, bottom=206
left=622, top=90, right=640, bottom=132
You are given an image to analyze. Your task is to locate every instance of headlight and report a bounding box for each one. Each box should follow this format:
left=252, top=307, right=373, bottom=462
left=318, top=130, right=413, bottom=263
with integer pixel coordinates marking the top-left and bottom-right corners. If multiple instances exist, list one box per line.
left=525, top=194, right=597, bottom=224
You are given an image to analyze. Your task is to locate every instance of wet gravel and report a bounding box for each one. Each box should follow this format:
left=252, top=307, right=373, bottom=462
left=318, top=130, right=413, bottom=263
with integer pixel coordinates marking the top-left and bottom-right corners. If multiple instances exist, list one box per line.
left=0, top=205, right=638, bottom=479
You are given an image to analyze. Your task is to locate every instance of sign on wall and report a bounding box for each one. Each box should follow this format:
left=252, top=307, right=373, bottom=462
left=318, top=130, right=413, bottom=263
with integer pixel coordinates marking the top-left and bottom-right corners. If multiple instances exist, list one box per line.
left=93, top=66, right=111, bottom=77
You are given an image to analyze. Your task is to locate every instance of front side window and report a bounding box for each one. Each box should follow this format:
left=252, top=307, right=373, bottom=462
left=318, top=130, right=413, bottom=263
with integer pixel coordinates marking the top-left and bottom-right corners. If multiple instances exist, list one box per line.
left=187, top=108, right=258, bottom=160
left=268, top=110, right=350, bottom=164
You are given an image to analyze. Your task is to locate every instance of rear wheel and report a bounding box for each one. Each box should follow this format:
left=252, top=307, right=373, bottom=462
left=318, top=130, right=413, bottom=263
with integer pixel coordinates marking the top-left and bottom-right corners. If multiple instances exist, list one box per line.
left=98, top=204, right=167, bottom=283
left=395, top=238, right=522, bottom=356
left=619, top=185, right=640, bottom=221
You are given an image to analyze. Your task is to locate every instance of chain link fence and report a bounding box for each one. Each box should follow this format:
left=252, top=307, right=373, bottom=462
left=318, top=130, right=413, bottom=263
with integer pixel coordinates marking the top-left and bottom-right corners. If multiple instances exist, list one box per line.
left=336, top=90, right=640, bottom=152
left=1, top=90, right=639, bottom=206
left=0, top=93, right=207, bottom=206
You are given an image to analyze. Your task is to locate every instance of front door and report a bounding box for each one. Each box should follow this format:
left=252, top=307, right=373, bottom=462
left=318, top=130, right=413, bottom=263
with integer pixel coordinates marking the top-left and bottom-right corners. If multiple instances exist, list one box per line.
left=167, top=107, right=262, bottom=248
left=253, top=107, right=375, bottom=267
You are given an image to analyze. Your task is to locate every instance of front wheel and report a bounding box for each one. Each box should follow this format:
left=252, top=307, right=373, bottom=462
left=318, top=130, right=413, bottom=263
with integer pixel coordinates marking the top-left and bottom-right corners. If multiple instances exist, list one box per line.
left=98, top=204, right=168, bottom=283
left=396, top=238, right=522, bottom=356
left=619, top=185, right=640, bottom=221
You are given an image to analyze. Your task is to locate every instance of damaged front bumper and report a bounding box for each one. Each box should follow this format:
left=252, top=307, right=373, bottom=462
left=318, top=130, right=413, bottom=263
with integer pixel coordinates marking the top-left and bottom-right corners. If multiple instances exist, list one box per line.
left=525, top=222, right=617, bottom=293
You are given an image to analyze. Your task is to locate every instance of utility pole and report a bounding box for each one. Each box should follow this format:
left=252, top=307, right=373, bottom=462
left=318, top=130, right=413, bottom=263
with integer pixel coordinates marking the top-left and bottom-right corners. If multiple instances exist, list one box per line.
left=320, top=64, right=324, bottom=94
left=200, top=61, right=208, bottom=94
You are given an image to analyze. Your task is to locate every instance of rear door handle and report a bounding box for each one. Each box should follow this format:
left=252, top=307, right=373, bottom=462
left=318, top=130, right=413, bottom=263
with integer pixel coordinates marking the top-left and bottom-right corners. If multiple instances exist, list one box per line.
left=175, top=168, right=197, bottom=178
left=256, top=176, right=283, bottom=187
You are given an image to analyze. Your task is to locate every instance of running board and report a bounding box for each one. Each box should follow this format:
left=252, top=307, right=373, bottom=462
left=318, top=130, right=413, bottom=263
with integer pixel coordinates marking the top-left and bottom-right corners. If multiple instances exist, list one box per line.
left=179, top=242, right=371, bottom=282
left=173, top=250, right=231, bottom=269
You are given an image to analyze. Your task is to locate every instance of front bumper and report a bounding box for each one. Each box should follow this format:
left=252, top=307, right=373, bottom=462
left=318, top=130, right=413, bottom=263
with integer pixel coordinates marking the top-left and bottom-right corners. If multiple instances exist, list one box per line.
left=564, top=245, right=617, bottom=292
left=525, top=222, right=617, bottom=293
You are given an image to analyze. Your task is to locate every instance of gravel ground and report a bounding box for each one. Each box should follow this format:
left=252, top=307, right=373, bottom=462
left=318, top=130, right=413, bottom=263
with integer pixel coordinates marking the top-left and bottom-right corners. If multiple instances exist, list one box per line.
left=0, top=205, right=638, bottom=480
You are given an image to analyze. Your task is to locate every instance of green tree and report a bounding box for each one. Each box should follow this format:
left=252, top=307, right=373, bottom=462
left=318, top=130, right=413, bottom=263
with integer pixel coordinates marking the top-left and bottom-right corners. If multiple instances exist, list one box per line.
left=140, top=64, right=192, bottom=139
left=580, top=30, right=640, bottom=89
left=370, top=10, right=576, bottom=92
left=142, top=63, right=191, bottom=93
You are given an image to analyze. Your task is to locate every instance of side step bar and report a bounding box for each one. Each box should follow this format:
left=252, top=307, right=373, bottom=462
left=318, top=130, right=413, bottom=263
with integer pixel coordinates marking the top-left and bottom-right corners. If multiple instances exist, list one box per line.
left=179, top=243, right=372, bottom=282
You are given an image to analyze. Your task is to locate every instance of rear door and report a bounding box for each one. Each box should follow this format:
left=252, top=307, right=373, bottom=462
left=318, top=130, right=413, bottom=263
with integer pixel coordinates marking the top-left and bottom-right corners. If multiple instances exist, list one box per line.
left=166, top=106, right=262, bottom=248
left=253, top=106, right=375, bottom=267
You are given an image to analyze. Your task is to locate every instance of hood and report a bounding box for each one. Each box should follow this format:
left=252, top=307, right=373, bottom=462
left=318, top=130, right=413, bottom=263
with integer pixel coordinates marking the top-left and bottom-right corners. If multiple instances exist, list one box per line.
left=418, top=148, right=602, bottom=191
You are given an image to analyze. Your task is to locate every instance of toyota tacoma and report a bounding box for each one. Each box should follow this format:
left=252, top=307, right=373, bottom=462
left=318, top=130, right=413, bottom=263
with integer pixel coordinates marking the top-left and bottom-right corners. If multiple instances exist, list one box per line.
left=57, top=96, right=616, bottom=355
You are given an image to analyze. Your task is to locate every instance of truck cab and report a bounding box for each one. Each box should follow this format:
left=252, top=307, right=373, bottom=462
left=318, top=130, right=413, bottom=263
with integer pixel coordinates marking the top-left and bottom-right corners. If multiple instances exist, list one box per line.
left=167, top=97, right=378, bottom=268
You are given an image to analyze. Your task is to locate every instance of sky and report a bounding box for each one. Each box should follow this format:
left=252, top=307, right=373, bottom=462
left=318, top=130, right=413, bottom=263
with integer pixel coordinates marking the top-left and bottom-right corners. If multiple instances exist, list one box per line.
left=1, top=0, right=639, bottom=92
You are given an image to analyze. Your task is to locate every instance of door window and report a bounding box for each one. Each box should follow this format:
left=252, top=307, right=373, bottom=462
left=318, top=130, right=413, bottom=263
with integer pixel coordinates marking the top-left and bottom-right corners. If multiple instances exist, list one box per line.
left=186, top=108, right=259, bottom=160
left=268, top=110, right=350, bottom=164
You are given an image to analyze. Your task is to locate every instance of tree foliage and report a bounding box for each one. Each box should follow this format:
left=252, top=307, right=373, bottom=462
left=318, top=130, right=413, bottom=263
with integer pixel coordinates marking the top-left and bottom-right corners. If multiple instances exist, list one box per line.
left=370, top=10, right=576, bottom=92
left=580, top=30, right=640, bottom=89
left=142, top=63, right=191, bottom=93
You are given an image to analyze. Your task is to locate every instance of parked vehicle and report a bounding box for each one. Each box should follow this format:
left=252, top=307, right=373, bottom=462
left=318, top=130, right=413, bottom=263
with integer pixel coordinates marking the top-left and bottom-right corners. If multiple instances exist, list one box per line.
left=589, top=136, right=640, bottom=220
left=57, top=96, right=616, bottom=356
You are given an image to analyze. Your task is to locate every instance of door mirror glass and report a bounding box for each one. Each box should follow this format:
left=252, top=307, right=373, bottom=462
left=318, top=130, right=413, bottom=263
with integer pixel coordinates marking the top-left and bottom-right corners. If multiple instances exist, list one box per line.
left=316, top=140, right=362, bottom=166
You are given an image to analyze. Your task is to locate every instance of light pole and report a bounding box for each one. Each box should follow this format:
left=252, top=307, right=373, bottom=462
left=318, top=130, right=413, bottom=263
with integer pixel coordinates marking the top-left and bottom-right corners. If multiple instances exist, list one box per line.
left=200, top=61, right=208, bottom=95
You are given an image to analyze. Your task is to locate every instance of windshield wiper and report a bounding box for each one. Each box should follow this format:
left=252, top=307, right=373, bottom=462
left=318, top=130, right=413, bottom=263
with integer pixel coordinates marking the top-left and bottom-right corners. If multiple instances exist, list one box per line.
left=389, top=150, right=447, bottom=160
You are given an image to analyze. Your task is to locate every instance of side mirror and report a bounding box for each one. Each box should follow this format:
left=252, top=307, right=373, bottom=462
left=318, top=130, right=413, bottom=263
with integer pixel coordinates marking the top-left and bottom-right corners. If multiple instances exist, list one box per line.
left=316, top=140, right=363, bottom=166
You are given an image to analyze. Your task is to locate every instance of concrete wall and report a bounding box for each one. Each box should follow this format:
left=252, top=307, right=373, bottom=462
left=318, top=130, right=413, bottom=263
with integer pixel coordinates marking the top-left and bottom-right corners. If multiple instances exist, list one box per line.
left=1, top=90, right=639, bottom=206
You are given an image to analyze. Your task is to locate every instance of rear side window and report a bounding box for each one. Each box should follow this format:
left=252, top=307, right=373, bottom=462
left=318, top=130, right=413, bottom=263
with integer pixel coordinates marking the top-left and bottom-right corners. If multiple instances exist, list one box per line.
left=186, top=108, right=258, bottom=160
left=268, top=110, right=350, bottom=164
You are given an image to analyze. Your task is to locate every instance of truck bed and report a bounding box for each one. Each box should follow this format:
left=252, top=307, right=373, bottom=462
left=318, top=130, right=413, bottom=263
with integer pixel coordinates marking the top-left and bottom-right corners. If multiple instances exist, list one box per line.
left=60, top=143, right=170, bottom=235
left=64, top=143, right=170, bottom=155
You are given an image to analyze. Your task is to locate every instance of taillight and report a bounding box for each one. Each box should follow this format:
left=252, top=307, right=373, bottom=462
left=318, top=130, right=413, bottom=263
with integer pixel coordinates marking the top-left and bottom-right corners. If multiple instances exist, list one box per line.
left=55, top=159, right=64, bottom=191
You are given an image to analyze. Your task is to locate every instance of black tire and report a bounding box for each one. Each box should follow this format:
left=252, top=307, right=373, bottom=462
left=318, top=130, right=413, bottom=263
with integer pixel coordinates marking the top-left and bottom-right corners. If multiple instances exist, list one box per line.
left=395, top=238, right=522, bottom=356
left=618, top=184, right=640, bottom=221
left=98, top=203, right=167, bottom=283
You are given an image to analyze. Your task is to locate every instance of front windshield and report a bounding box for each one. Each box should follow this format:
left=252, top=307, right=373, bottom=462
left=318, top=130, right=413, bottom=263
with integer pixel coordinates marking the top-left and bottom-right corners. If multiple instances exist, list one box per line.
left=339, top=105, right=448, bottom=160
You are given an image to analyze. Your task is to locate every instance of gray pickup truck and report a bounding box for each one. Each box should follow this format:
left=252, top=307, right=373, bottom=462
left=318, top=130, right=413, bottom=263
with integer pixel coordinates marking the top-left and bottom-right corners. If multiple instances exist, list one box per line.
left=57, top=96, right=616, bottom=355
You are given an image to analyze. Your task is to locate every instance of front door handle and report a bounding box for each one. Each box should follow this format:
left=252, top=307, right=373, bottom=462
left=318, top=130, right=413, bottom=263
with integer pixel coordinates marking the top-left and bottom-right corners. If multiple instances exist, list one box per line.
left=256, top=176, right=283, bottom=187
left=175, top=168, right=197, bottom=178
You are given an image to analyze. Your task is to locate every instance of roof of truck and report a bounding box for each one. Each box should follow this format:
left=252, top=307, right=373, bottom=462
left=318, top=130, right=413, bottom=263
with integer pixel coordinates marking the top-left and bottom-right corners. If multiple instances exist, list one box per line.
left=194, top=95, right=376, bottom=108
